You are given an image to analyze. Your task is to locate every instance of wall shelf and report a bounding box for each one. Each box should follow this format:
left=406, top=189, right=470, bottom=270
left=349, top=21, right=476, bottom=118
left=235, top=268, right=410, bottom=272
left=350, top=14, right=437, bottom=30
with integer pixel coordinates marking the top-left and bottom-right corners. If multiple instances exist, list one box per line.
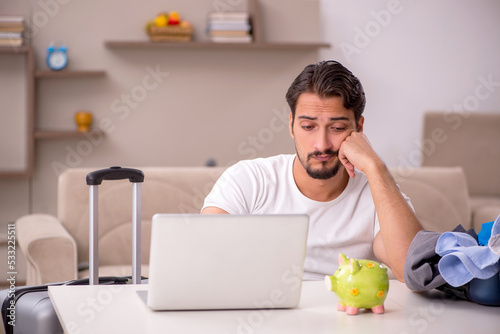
left=0, top=61, right=105, bottom=177
left=34, top=70, right=106, bottom=142
left=35, top=70, right=106, bottom=79
left=35, top=130, right=104, bottom=140
left=0, top=45, right=32, bottom=54
left=104, top=41, right=330, bottom=50
left=104, top=0, right=330, bottom=52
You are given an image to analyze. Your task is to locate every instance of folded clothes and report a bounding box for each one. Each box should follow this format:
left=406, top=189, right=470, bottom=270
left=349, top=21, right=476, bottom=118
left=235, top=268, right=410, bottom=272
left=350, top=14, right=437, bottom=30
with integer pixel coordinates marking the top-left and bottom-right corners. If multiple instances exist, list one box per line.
left=404, top=221, right=500, bottom=306
left=403, top=230, right=446, bottom=291
left=436, top=232, right=478, bottom=253
left=436, top=216, right=500, bottom=287
left=403, top=225, right=474, bottom=291
left=437, top=250, right=499, bottom=286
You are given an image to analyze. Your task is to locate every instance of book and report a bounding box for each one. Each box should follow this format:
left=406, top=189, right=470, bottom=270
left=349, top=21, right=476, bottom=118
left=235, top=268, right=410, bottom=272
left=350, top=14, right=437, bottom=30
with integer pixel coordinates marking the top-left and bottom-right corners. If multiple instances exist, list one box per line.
left=0, top=16, right=24, bottom=29
left=210, top=35, right=252, bottom=43
left=0, top=16, right=24, bottom=23
left=207, top=22, right=251, bottom=31
left=206, top=11, right=252, bottom=43
left=208, top=12, right=249, bottom=21
left=0, top=26, right=24, bottom=33
left=209, top=30, right=251, bottom=37
left=0, top=32, right=22, bottom=39
left=0, top=38, right=23, bottom=47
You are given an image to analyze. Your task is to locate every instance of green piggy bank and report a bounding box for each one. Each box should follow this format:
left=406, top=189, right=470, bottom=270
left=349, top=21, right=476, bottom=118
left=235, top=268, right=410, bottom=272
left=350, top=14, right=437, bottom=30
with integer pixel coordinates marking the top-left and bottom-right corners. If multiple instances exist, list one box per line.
left=324, top=253, right=389, bottom=315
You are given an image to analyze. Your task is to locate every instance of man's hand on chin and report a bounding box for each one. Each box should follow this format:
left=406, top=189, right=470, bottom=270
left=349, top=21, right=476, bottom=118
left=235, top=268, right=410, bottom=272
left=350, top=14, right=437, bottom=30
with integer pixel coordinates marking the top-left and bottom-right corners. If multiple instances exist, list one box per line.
left=338, top=132, right=382, bottom=178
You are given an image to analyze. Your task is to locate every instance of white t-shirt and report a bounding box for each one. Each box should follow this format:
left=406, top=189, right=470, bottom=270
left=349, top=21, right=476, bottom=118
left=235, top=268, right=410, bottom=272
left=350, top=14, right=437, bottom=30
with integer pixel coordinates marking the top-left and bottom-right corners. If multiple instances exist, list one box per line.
left=202, top=154, right=410, bottom=281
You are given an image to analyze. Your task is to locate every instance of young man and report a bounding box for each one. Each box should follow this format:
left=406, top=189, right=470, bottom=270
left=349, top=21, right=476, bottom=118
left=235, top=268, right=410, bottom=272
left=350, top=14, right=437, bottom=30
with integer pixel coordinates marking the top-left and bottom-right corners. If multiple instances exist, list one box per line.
left=202, top=60, right=422, bottom=282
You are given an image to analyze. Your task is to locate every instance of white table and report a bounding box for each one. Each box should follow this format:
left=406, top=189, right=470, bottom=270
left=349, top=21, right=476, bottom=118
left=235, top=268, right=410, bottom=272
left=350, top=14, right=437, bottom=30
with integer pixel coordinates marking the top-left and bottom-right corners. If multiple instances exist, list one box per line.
left=48, top=281, right=499, bottom=334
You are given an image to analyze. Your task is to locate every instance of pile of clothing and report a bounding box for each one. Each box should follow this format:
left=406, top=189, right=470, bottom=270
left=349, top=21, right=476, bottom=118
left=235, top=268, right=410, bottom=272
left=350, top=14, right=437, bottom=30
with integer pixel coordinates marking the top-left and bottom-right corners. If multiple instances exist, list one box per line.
left=404, top=214, right=500, bottom=306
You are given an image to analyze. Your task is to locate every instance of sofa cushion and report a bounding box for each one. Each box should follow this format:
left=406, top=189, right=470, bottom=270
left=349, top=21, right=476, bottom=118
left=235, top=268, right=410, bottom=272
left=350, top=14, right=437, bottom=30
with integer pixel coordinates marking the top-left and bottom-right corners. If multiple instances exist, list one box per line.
left=421, top=112, right=500, bottom=197
left=390, top=167, right=471, bottom=232
left=98, top=220, right=152, bottom=266
left=58, top=167, right=226, bottom=264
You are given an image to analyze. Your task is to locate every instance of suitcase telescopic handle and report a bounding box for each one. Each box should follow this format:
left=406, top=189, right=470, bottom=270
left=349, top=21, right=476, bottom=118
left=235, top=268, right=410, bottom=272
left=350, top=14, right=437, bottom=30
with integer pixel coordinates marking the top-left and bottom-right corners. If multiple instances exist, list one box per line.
left=86, top=166, right=144, bottom=185
left=86, top=167, right=144, bottom=285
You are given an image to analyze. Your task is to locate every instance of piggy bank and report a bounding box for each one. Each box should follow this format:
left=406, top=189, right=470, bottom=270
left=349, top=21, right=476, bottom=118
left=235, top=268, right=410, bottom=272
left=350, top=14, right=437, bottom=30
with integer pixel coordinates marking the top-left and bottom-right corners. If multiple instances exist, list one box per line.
left=324, top=253, right=389, bottom=315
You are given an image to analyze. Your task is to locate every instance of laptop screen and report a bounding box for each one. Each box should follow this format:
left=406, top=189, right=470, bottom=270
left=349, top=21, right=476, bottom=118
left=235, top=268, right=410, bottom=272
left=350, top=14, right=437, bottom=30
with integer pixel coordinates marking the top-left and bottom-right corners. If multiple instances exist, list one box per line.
left=146, top=214, right=309, bottom=310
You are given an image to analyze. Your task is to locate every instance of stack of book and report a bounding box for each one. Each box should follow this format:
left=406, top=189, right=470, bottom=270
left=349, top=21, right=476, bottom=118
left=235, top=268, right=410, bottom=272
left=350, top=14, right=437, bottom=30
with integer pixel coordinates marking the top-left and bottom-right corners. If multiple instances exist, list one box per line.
left=206, top=12, right=252, bottom=43
left=0, top=16, right=24, bottom=47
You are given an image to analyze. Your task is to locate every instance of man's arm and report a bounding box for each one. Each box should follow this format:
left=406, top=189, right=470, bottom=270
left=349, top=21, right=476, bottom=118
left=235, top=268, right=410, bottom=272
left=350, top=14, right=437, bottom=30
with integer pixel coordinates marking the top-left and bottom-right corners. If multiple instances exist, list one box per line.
left=339, top=132, right=423, bottom=282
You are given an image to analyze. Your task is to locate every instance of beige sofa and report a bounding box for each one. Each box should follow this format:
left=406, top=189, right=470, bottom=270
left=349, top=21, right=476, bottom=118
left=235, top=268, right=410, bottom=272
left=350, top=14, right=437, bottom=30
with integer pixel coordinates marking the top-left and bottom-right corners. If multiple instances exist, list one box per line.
left=17, top=166, right=473, bottom=285
left=422, top=111, right=500, bottom=227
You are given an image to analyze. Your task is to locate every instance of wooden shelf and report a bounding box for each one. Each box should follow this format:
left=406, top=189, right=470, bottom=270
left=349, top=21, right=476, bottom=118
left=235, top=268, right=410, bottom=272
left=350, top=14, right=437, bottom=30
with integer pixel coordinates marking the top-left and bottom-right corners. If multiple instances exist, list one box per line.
left=104, top=41, right=330, bottom=50
left=0, top=45, right=31, bottom=54
left=105, top=0, right=329, bottom=51
left=35, top=70, right=106, bottom=79
left=0, top=170, right=31, bottom=177
left=35, top=130, right=104, bottom=140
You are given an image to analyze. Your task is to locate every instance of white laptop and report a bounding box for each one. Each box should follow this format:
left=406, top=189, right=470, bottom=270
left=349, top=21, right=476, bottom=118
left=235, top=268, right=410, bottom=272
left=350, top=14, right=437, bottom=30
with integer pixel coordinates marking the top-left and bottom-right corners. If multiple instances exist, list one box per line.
left=141, top=214, right=309, bottom=311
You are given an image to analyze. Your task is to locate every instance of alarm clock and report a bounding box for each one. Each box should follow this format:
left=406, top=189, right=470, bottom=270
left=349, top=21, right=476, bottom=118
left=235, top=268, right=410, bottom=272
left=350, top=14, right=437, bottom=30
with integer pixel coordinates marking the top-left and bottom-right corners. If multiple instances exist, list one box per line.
left=46, top=45, right=68, bottom=71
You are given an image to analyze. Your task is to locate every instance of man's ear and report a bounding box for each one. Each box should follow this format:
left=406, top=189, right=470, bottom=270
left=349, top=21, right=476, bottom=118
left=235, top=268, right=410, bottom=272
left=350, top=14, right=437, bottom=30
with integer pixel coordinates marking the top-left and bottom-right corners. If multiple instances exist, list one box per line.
left=357, top=116, right=365, bottom=132
left=289, top=112, right=295, bottom=139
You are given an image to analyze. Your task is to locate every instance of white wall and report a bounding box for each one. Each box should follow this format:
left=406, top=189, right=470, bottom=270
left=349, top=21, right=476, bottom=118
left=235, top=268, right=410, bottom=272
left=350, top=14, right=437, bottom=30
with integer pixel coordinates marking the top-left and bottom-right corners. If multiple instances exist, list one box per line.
left=319, top=0, right=500, bottom=168
left=0, top=0, right=499, bottom=221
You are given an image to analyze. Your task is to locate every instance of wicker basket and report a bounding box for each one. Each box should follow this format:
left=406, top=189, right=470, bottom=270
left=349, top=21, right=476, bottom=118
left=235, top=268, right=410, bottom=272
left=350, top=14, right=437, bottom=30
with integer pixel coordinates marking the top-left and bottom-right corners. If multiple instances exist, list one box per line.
left=147, top=25, right=193, bottom=42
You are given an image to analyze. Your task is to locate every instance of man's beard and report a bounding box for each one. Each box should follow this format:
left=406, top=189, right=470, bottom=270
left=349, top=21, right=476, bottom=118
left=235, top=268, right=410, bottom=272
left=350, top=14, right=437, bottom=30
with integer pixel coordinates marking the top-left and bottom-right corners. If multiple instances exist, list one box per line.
left=297, top=149, right=342, bottom=180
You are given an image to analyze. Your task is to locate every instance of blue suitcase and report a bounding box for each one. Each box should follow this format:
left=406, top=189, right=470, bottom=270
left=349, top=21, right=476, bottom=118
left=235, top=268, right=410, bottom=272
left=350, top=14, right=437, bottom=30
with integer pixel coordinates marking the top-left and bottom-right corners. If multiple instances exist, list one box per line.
left=1, top=167, right=145, bottom=334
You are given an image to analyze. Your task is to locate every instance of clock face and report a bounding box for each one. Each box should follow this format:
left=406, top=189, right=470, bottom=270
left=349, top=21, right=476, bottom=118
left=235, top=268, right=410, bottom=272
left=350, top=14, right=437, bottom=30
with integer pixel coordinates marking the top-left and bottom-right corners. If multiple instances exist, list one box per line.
left=48, top=50, right=67, bottom=70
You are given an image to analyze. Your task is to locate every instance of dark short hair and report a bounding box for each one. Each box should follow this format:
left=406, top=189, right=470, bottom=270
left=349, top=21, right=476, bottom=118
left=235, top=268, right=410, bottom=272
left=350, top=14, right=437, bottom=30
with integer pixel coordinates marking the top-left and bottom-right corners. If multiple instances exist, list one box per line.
left=285, top=60, right=366, bottom=123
